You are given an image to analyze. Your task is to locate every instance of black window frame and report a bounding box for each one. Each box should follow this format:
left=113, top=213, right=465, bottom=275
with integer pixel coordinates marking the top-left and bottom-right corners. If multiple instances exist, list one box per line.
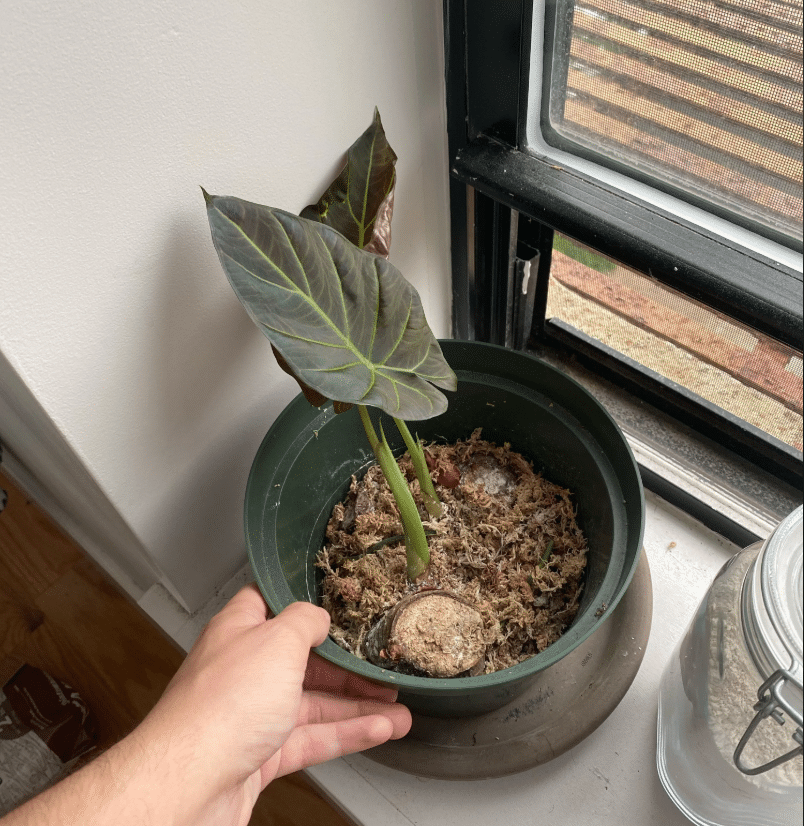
left=443, top=0, right=803, bottom=511
left=539, top=1, right=804, bottom=252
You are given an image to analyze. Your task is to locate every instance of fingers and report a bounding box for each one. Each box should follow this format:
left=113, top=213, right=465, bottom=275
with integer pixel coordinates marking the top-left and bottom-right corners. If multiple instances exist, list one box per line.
left=304, top=652, right=398, bottom=703
left=299, top=690, right=410, bottom=730
left=224, top=601, right=332, bottom=687
left=214, top=588, right=330, bottom=647
left=270, top=601, right=331, bottom=649
left=214, top=583, right=270, bottom=627
left=271, top=710, right=412, bottom=778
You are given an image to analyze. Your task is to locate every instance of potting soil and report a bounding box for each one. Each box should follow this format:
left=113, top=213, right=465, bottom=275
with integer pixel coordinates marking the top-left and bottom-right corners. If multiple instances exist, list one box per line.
left=317, top=429, right=588, bottom=674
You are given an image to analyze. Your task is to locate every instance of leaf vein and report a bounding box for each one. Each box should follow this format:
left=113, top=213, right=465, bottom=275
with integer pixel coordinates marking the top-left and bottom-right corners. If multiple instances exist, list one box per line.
left=259, top=322, right=351, bottom=349
left=379, top=298, right=412, bottom=366
left=217, top=209, right=366, bottom=362
left=309, top=362, right=362, bottom=372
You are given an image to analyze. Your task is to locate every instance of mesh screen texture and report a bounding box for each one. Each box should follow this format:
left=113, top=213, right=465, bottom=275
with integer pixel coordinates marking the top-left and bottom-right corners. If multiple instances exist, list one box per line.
left=549, top=0, right=803, bottom=242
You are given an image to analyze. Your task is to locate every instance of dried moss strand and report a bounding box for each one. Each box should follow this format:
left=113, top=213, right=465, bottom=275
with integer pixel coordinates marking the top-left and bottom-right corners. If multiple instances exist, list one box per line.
left=367, top=529, right=437, bottom=553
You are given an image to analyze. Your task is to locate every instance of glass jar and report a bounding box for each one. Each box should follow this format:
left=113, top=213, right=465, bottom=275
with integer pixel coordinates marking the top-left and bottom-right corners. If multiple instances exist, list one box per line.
left=657, top=506, right=803, bottom=826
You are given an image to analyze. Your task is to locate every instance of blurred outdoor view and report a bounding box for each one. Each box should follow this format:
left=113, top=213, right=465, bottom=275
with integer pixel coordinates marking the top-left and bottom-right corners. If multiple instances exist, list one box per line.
left=547, top=235, right=803, bottom=450
left=544, top=0, right=803, bottom=451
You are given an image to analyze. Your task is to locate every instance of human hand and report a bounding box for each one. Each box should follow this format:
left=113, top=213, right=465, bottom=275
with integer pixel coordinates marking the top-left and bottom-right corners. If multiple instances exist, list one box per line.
left=0, top=585, right=411, bottom=826
left=123, top=585, right=411, bottom=826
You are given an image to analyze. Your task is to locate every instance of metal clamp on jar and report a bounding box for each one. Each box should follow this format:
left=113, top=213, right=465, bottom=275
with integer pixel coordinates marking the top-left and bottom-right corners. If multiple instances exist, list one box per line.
left=657, top=506, right=803, bottom=826
left=733, top=667, right=803, bottom=776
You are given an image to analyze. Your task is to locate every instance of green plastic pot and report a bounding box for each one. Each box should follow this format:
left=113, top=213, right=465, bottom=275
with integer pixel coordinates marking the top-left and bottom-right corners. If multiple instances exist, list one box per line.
left=246, top=340, right=644, bottom=717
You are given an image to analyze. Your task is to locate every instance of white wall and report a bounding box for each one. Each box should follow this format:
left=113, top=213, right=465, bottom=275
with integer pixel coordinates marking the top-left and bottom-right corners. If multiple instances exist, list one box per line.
left=0, top=1, right=452, bottom=611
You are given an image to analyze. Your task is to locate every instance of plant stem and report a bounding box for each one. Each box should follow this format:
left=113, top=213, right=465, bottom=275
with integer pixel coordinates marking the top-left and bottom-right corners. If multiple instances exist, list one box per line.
left=358, top=406, right=430, bottom=580
left=393, top=418, right=442, bottom=517
left=365, top=529, right=437, bottom=554
left=539, top=539, right=554, bottom=569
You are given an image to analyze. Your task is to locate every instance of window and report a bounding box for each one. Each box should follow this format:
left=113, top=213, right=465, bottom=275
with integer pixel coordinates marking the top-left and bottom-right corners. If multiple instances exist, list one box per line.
left=443, top=0, right=803, bottom=540
left=541, top=0, right=803, bottom=248
left=547, top=233, right=802, bottom=453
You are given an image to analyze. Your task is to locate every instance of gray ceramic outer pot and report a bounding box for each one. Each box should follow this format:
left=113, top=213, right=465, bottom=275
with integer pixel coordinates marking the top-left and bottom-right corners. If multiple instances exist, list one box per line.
left=245, top=340, right=645, bottom=717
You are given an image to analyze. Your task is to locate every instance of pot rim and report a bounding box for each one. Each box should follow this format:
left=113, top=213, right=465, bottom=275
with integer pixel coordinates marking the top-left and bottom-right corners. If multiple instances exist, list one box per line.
left=245, top=339, right=645, bottom=692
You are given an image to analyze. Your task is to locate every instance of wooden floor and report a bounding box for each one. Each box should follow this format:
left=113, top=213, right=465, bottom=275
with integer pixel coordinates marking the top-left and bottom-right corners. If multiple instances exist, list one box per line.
left=0, top=469, right=354, bottom=826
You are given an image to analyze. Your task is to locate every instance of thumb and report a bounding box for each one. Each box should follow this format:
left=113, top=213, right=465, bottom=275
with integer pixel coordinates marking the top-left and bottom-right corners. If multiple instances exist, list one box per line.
left=267, top=601, right=332, bottom=650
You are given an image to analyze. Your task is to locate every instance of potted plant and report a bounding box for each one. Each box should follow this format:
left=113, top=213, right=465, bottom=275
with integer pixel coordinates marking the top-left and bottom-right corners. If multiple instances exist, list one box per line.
left=203, top=111, right=644, bottom=717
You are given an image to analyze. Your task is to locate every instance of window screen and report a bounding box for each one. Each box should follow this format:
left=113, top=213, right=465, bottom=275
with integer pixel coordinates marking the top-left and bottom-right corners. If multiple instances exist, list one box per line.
left=547, top=232, right=803, bottom=451
left=543, top=0, right=803, bottom=245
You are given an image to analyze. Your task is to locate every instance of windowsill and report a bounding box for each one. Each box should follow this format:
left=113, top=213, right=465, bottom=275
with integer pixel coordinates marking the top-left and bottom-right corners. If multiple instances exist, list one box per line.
left=526, top=341, right=801, bottom=545
left=139, top=488, right=743, bottom=825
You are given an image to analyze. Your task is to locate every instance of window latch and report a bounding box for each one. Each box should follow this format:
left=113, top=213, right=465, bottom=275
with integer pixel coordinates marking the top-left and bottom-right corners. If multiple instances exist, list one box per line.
left=507, top=252, right=540, bottom=351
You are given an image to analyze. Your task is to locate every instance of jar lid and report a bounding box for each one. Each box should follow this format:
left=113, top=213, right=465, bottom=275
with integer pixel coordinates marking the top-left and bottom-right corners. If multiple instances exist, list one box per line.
left=761, top=505, right=803, bottom=677
left=745, top=506, right=803, bottom=686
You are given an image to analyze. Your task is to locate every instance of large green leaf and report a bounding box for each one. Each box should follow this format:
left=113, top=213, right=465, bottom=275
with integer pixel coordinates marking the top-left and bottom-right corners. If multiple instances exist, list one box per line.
left=300, top=108, right=396, bottom=257
left=204, top=192, right=457, bottom=420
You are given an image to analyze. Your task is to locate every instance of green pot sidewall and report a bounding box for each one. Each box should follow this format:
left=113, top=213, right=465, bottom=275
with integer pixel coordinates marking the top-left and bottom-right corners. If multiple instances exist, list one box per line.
left=246, top=340, right=644, bottom=717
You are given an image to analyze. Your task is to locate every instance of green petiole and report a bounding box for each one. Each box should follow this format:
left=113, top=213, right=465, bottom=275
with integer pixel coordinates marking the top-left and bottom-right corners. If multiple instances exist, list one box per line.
left=365, top=529, right=437, bottom=554
left=393, top=418, right=442, bottom=518
left=358, top=406, right=431, bottom=580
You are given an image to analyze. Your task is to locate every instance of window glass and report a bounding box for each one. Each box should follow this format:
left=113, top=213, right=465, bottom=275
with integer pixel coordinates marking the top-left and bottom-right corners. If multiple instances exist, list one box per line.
left=547, top=233, right=803, bottom=450
left=543, top=0, right=803, bottom=244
